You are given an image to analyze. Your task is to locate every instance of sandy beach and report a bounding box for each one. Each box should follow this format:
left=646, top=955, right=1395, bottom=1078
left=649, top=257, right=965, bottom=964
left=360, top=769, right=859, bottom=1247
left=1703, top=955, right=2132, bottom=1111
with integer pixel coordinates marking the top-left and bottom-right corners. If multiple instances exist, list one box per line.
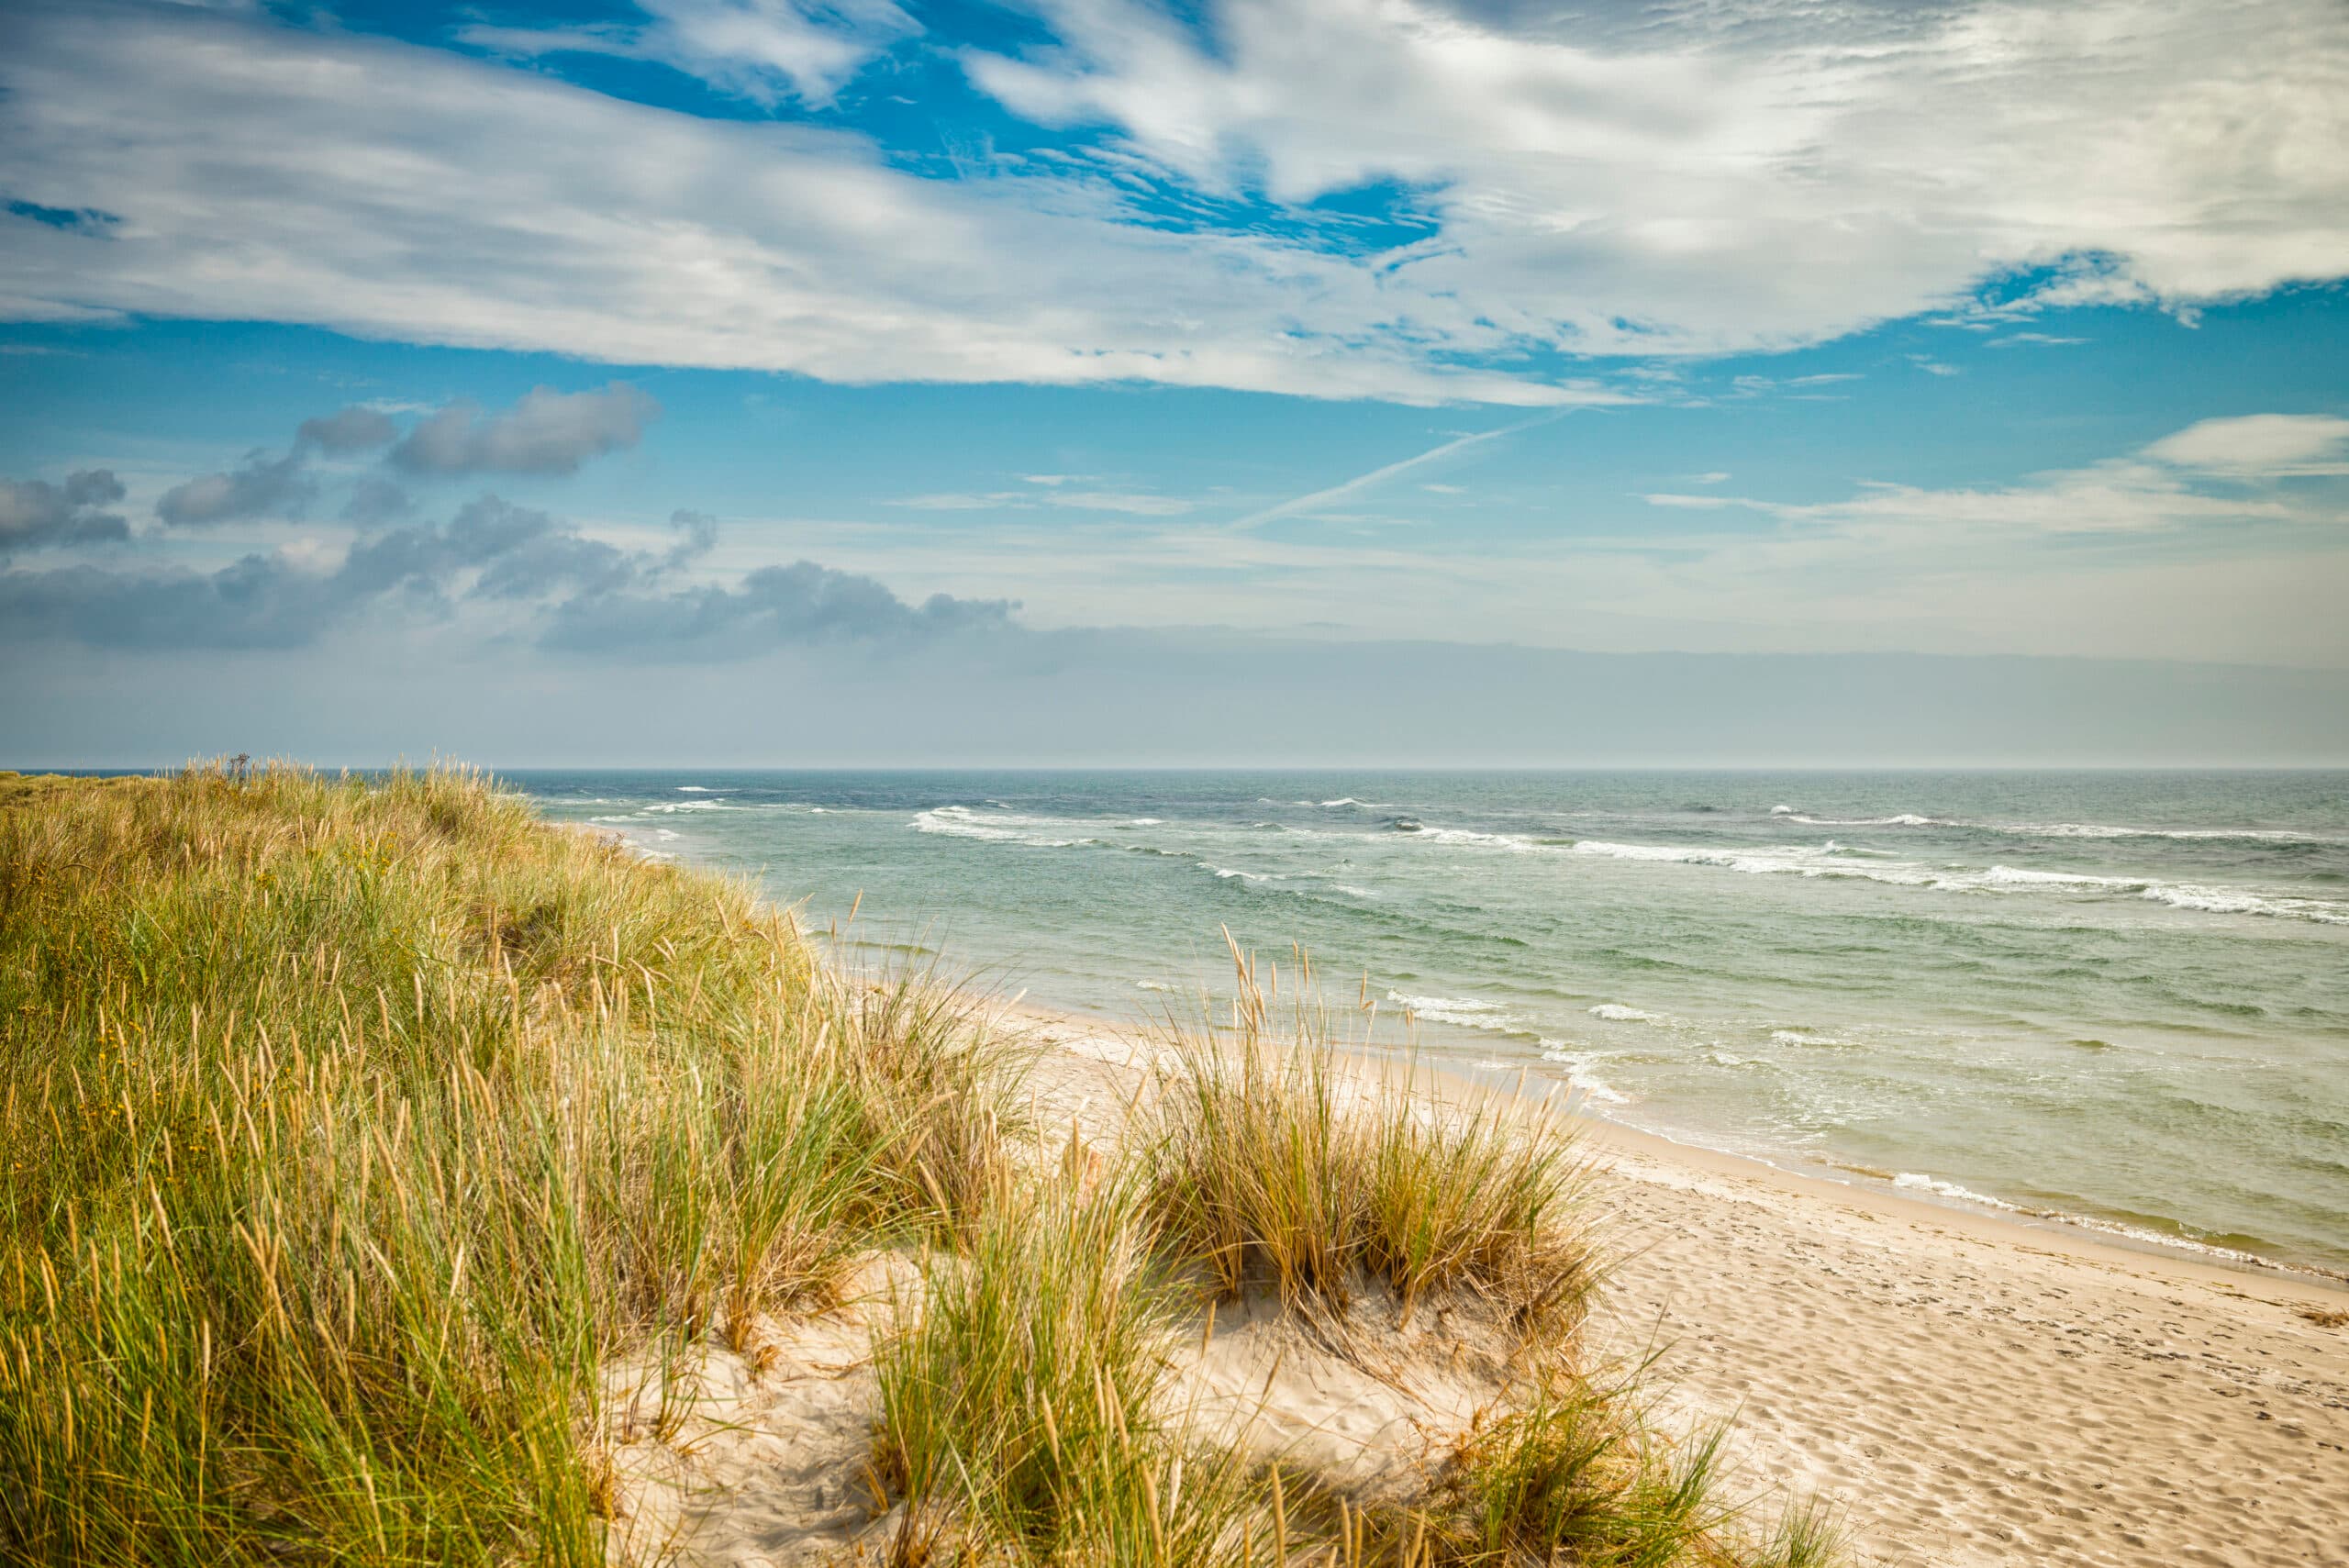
left=592, top=1005, right=2349, bottom=1566
left=1024, top=1012, right=2349, bottom=1568
left=1579, top=1118, right=2349, bottom=1566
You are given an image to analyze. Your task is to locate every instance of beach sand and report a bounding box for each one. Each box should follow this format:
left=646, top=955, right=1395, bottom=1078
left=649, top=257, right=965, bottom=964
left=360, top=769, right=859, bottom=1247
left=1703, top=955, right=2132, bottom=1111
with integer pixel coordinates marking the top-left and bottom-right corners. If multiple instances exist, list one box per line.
left=609, top=1009, right=2349, bottom=1566
left=1580, top=1119, right=2349, bottom=1566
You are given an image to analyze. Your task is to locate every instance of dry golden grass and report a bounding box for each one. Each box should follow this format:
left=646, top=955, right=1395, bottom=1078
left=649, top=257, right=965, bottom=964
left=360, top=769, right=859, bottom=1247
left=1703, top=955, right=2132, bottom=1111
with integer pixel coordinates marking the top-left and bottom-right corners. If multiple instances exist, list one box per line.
left=0, top=762, right=1014, bottom=1564
left=0, top=764, right=1834, bottom=1568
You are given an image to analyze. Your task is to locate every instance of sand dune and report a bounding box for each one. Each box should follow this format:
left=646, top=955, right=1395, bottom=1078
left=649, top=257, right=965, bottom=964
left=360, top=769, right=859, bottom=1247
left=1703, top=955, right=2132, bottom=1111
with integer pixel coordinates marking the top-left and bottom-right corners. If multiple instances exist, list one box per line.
left=607, top=1015, right=2349, bottom=1566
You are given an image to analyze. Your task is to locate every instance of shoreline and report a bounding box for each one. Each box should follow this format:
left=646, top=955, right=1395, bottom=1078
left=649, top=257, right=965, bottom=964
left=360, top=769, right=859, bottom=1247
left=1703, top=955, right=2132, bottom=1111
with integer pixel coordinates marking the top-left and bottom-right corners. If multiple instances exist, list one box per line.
left=1007, top=996, right=2349, bottom=1567
left=1002, top=992, right=2349, bottom=1304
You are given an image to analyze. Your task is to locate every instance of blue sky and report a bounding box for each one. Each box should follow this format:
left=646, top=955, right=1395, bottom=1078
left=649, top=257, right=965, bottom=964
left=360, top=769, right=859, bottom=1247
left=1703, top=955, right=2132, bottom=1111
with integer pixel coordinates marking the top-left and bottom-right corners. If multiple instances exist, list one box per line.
left=2, top=0, right=2346, bottom=763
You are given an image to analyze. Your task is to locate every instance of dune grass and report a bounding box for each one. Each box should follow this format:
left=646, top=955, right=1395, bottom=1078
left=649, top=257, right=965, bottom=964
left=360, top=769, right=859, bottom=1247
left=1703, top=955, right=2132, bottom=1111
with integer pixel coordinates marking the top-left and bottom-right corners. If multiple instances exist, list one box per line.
left=0, top=762, right=1014, bottom=1563
left=874, top=1162, right=1267, bottom=1566
left=1141, top=945, right=1593, bottom=1339
left=0, top=764, right=1834, bottom=1568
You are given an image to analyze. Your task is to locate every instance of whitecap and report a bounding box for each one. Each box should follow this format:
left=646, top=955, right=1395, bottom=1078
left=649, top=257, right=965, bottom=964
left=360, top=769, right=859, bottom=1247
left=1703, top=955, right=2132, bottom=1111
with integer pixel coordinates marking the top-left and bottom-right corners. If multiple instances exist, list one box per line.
left=1588, top=1004, right=1657, bottom=1023
left=1536, top=1040, right=1631, bottom=1105
left=1385, top=990, right=1519, bottom=1032
left=911, top=805, right=1079, bottom=848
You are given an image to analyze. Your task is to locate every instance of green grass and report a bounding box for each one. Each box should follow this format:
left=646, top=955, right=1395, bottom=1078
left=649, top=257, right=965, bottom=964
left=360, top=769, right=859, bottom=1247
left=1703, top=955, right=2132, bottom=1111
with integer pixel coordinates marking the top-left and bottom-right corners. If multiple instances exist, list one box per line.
left=0, top=762, right=1014, bottom=1563
left=874, top=1163, right=1266, bottom=1566
left=0, top=764, right=1838, bottom=1568
left=1141, top=954, right=1593, bottom=1340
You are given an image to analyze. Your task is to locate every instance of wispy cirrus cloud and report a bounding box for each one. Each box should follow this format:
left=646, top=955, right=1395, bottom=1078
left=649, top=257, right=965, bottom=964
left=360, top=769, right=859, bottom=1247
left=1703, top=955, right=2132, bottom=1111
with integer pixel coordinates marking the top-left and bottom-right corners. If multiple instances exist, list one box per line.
left=462, top=0, right=918, bottom=107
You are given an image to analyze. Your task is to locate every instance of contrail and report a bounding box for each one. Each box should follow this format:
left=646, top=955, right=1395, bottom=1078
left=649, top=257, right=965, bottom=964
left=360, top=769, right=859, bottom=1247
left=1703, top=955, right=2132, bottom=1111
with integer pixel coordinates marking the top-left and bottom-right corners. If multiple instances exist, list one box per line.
left=1225, top=408, right=1572, bottom=532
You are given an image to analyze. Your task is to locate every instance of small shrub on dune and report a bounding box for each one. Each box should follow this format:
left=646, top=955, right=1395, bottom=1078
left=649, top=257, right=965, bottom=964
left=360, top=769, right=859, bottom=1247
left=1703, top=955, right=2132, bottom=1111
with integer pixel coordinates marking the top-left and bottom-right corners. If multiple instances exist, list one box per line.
left=1142, top=946, right=1593, bottom=1337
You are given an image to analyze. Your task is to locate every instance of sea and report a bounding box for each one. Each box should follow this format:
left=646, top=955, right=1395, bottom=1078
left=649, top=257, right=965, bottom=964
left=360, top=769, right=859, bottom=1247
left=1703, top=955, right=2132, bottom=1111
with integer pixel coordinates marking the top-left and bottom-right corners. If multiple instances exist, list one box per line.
left=514, top=770, right=2349, bottom=1278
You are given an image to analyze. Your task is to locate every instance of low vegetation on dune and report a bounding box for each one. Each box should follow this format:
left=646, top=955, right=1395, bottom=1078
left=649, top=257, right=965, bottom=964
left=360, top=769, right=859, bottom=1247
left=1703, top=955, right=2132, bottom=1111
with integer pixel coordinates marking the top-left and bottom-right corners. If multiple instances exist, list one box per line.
left=0, top=763, right=1835, bottom=1567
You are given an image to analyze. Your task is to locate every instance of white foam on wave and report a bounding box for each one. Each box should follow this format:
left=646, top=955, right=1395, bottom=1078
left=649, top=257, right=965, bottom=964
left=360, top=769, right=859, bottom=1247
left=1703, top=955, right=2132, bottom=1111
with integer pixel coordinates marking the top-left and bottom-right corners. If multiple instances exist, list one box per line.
left=1135, top=979, right=1175, bottom=993
left=1787, top=813, right=1940, bottom=828
left=1887, top=1172, right=2276, bottom=1267
left=1536, top=1040, right=1632, bottom=1105
left=2142, top=883, right=2349, bottom=924
left=1769, top=804, right=1796, bottom=816
left=2003, top=820, right=2337, bottom=845
left=1894, top=1171, right=2021, bottom=1210
left=1332, top=884, right=1378, bottom=898
left=1386, top=990, right=1519, bottom=1032
left=912, top=805, right=1083, bottom=848
left=1320, top=797, right=1362, bottom=808
left=1396, top=822, right=1534, bottom=851
left=676, top=785, right=722, bottom=793
left=1564, top=838, right=2349, bottom=926
left=1588, top=1003, right=1658, bottom=1022
left=1130, top=817, right=1163, bottom=826
left=1770, top=1029, right=1853, bottom=1047
left=640, top=799, right=731, bottom=814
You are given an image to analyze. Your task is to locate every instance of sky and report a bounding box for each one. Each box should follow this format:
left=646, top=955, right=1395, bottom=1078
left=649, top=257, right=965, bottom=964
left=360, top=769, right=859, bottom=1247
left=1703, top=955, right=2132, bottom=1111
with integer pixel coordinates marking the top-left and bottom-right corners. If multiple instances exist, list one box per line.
left=2, top=0, right=2347, bottom=766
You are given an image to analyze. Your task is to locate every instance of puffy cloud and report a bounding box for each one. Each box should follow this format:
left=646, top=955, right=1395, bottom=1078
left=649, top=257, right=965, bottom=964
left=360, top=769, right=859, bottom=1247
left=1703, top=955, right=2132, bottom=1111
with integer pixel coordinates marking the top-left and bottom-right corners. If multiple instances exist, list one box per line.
left=154, top=450, right=311, bottom=526
left=0, top=468, right=129, bottom=554
left=0, top=553, right=352, bottom=649
left=295, top=404, right=398, bottom=454
left=664, top=508, right=719, bottom=567
left=0, top=486, right=1001, bottom=655
left=465, top=0, right=919, bottom=106
left=540, top=560, right=1016, bottom=655
left=340, top=475, right=415, bottom=527
left=389, top=384, right=662, bottom=476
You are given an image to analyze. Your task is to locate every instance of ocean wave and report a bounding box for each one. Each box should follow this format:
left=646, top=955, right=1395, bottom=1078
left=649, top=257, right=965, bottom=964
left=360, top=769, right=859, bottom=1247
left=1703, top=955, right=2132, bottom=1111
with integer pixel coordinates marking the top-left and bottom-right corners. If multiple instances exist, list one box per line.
left=1999, top=821, right=2338, bottom=845
left=911, top=805, right=1082, bottom=848
left=1894, top=1171, right=2021, bottom=1210
left=640, top=799, right=732, bottom=814
left=675, top=785, right=723, bottom=794
left=1393, top=821, right=1537, bottom=851
left=1535, top=1040, right=1631, bottom=1105
left=1787, top=811, right=2335, bottom=846
left=1770, top=1029, right=1854, bottom=1047
left=1320, top=797, right=1362, bottom=807
left=1386, top=990, right=1521, bottom=1032
left=1588, top=1003, right=1658, bottom=1022
left=1566, top=839, right=2349, bottom=925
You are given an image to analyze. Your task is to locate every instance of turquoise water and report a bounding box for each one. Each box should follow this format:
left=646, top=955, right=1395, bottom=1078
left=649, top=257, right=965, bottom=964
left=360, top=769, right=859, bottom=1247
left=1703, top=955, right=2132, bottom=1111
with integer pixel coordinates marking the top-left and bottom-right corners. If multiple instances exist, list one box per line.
left=518, top=771, right=2349, bottom=1274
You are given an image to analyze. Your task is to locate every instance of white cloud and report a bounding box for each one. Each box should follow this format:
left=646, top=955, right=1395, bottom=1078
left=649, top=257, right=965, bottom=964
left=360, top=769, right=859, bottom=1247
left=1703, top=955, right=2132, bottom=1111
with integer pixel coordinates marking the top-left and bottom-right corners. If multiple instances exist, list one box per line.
left=2142, top=414, right=2349, bottom=476
left=463, top=0, right=918, bottom=106
left=1, top=0, right=2344, bottom=401
left=0, top=1, right=1609, bottom=405
left=969, top=0, right=2349, bottom=352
